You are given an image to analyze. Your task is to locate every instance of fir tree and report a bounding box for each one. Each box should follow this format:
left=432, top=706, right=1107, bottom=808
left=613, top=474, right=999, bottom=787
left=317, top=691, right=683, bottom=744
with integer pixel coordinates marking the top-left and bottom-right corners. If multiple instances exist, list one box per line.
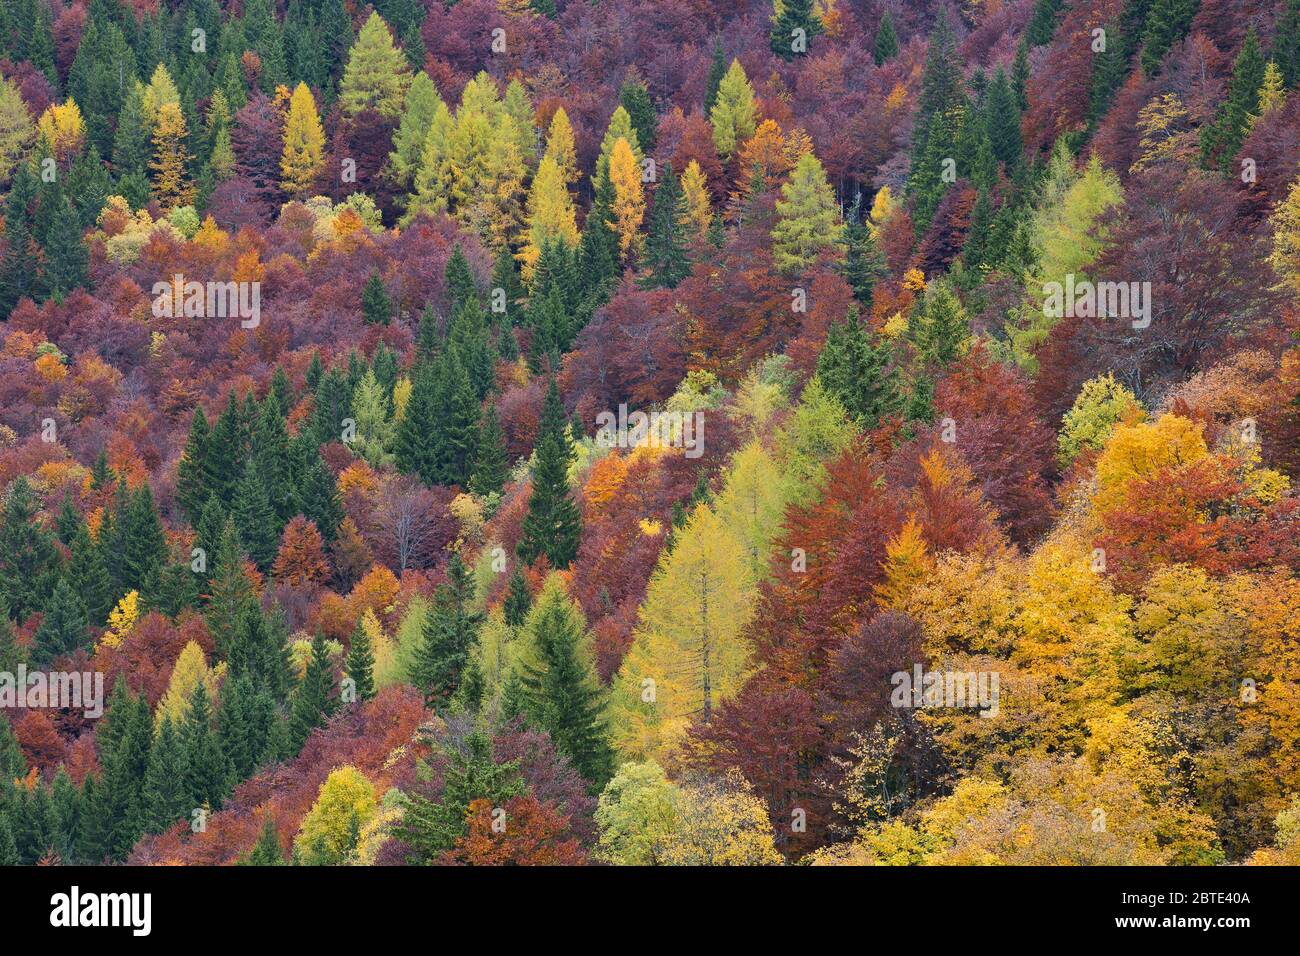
left=703, top=37, right=727, bottom=114
left=1277, top=0, right=1300, bottom=89
left=362, top=270, right=392, bottom=325
left=176, top=407, right=213, bottom=525
left=140, top=718, right=191, bottom=834
left=771, top=0, right=823, bottom=60
left=817, top=307, right=901, bottom=428
left=32, top=578, right=88, bottom=666
left=410, top=553, right=482, bottom=709
left=838, top=196, right=885, bottom=306
left=240, top=817, right=287, bottom=865
left=619, top=76, right=657, bottom=153
left=182, top=681, right=232, bottom=812
left=470, top=403, right=510, bottom=498
left=517, top=394, right=582, bottom=570
left=503, top=566, right=532, bottom=627
left=640, top=161, right=691, bottom=289
left=1200, top=26, right=1266, bottom=171
left=42, top=201, right=89, bottom=299
left=1025, top=0, right=1065, bottom=46
left=1140, top=0, right=1201, bottom=76
left=289, top=630, right=336, bottom=752
left=873, top=11, right=900, bottom=65
left=345, top=619, right=375, bottom=703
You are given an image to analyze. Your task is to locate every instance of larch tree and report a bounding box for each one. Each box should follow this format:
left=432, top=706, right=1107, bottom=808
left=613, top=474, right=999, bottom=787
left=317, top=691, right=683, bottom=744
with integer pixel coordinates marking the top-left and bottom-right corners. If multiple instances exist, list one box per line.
left=280, top=82, right=325, bottom=197
left=771, top=151, right=842, bottom=274
left=607, top=136, right=646, bottom=263
left=149, top=101, right=194, bottom=211
left=338, top=12, right=412, bottom=119
left=520, top=152, right=579, bottom=279
left=610, top=502, right=756, bottom=762
left=678, top=159, right=713, bottom=240
left=543, top=106, right=579, bottom=185
left=388, top=71, right=443, bottom=188
left=709, top=59, right=757, bottom=160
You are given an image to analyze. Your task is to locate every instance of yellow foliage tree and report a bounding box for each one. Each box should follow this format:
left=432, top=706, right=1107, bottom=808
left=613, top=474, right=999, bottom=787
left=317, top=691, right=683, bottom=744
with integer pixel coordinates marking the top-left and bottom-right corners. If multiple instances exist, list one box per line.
left=678, top=159, right=713, bottom=240
left=607, top=136, right=645, bottom=262
left=154, top=641, right=226, bottom=730
left=100, top=590, right=140, bottom=649
left=37, top=99, right=86, bottom=163
left=149, top=101, right=194, bottom=211
left=293, top=766, right=378, bottom=865
left=518, top=152, right=578, bottom=279
left=280, top=82, right=325, bottom=197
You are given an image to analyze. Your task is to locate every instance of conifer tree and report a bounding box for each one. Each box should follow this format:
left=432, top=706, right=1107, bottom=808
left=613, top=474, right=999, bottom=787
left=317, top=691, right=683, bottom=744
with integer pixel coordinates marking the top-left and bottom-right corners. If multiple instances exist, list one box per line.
left=640, top=161, right=691, bottom=289
left=873, top=11, right=899, bottom=65
left=912, top=279, right=970, bottom=367
left=32, top=579, right=88, bottom=666
left=984, top=67, right=1022, bottom=169
left=0, top=476, right=58, bottom=621
left=233, top=459, right=279, bottom=573
left=608, top=137, right=646, bottom=264
left=1277, top=0, right=1300, bottom=88
left=703, top=38, right=727, bottom=114
left=518, top=384, right=581, bottom=569
left=709, top=59, right=756, bottom=160
left=289, top=630, right=337, bottom=752
left=241, top=817, right=287, bottom=865
left=619, top=76, right=658, bottom=152
left=503, top=566, right=532, bottom=627
left=470, top=404, right=509, bottom=498
left=141, top=717, right=191, bottom=834
left=771, top=0, right=823, bottom=61
left=206, top=519, right=256, bottom=657
left=280, top=82, right=325, bottom=196
left=1140, top=0, right=1200, bottom=76
left=149, top=101, right=194, bottom=210
left=515, top=578, right=615, bottom=788
left=389, top=71, right=442, bottom=187
left=339, top=12, right=412, bottom=118
left=817, top=307, right=901, bottom=427
left=411, top=552, right=482, bottom=708
left=176, top=407, right=213, bottom=525
left=1025, top=0, right=1065, bottom=46
left=345, top=619, right=376, bottom=703
left=182, top=681, right=232, bottom=812
left=1200, top=27, right=1265, bottom=171
left=771, top=152, right=842, bottom=274
left=361, top=271, right=392, bottom=325
left=42, top=201, right=89, bottom=298
left=520, top=153, right=579, bottom=280
left=839, top=196, right=885, bottom=306
left=119, top=483, right=168, bottom=594
left=67, top=517, right=112, bottom=627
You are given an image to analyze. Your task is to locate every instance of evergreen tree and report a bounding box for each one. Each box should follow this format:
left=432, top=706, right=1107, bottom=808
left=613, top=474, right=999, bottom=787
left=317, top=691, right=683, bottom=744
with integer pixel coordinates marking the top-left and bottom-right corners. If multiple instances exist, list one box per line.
left=771, top=0, right=823, bottom=60
left=410, top=553, right=482, bottom=709
left=1025, top=0, right=1065, bottom=46
left=816, top=307, right=901, bottom=428
left=205, top=519, right=256, bottom=658
left=912, top=279, right=970, bottom=367
left=295, top=440, right=343, bottom=542
left=470, top=403, right=509, bottom=498
left=140, top=717, right=191, bottom=834
left=41, top=201, right=89, bottom=298
left=182, top=681, right=232, bottom=811
left=640, top=161, right=691, bottom=289
left=175, top=407, right=213, bottom=525
left=984, top=67, right=1022, bottom=169
left=619, top=76, right=657, bottom=153
left=289, top=630, right=336, bottom=752
left=503, top=566, right=532, bottom=628
left=1200, top=26, right=1266, bottom=171
left=345, top=619, right=375, bottom=703
left=252, top=399, right=297, bottom=526
left=1140, top=0, right=1201, bottom=76
left=240, top=817, right=287, bottom=865
left=67, top=518, right=112, bottom=627
left=32, top=578, right=88, bottom=666
left=515, top=583, right=615, bottom=788
left=445, top=243, right=478, bottom=314
left=86, top=681, right=152, bottom=861
left=119, top=483, right=168, bottom=594
left=1277, top=0, right=1300, bottom=89
left=362, top=270, right=392, bottom=325
left=838, top=196, right=885, bottom=306
left=232, top=459, right=278, bottom=572
left=517, top=387, right=581, bottom=569
left=703, top=38, right=727, bottom=113
left=873, top=11, right=900, bottom=65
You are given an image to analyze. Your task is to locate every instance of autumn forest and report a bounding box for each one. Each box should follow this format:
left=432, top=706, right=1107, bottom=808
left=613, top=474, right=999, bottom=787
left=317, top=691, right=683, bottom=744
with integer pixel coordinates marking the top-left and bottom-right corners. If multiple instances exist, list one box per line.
left=0, top=0, right=1299, bottom=871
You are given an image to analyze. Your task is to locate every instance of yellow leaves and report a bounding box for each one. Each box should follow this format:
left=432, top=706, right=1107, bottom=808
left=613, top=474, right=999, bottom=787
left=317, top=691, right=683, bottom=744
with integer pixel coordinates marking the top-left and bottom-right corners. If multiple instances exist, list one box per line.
left=37, top=99, right=86, bottom=162
left=607, top=136, right=645, bottom=261
left=869, top=185, right=898, bottom=237
left=392, top=376, right=412, bottom=420
left=149, top=101, right=194, bottom=212
left=33, top=352, right=66, bottom=383
left=1130, top=93, right=1196, bottom=174
left=519, top=152, right=578, bottom=279
left=678, top=159, right=712, bottom=241
left=154, top=641, right=226, bottom=730
left=881, top=312, right=908, bottom=338
left=1092, top=413, right=1208, bottom=516
left=639, top=517, right=663, bottom=537
left=1269, top=168, right=1300, bottom=295
left=583, top=452, right=629, bottom=513
left=280, top=82, right=326, bottom=197
left=884, top=83, right=908, bottom=112
left=294, top=766, right=378, bottom=865
left=902, top=266, right=926, bottom=292
left=542, top=106, right=578, bottom=185
left=100, top=591, right=140, bottom=649
left=876, top=518, right=932, bottom=609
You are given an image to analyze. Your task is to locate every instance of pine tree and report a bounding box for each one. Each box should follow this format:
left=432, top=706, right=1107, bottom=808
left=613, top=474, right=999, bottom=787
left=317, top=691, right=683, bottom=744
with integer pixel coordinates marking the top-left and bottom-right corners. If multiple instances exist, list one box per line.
left=984, top=67, right=1022, bottom=170
left=519, top=153, right=579, bottom=280
left=345, top=619, right=376, bottom=703
left=619, top=76, right=657, bottom=152
left=518, top=384, right=581, bottom=569
left=0, top=477, right=58, bottom=622
left=838, top=196, right=885, bottom=306
left=289, top=630, right=336, bottom=752
left=515, top=579, right=615, bottom=788
left=205, top=519, right=255, bottom=658
left=140, top=717, right=191, bottom=834
left=241, top=817, right=286, bottom=864
left=175, top=407, right=213, bottom=525
left=120, top=483, right=168, bottom=594
left=410, top=552, right=482, bottom=708
left=913, top=279, right=970, bottom=367
left=873, top=11, right=900, bottom=65
left=280, top=82, right=325, bottom=196
left=182, top=681, right=231, bottom=811
left=67, top=518, right=112, bottom=627
left=32, top=578, right=88, bottom=666
left=771, top=0, right=823, bottom=61
left=640, top=161, right=691, bottom=289
left=1140, top=0, right=1200, bottom=76
left=470, top=403, right=509, bottom=498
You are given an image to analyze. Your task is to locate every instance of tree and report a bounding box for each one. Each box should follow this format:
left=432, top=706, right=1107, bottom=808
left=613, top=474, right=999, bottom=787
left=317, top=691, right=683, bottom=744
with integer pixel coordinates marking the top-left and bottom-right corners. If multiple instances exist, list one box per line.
left=0, top=78, right=36, bottom=186
left=280, top=82, right=325, bottom=196
left=32, top=579, right=88, bottom=666
left=771, top=0, right=823, bottom=60
left=912, top=279, right=970, bottom=367
left=520, top=153, right=578, bottom=280
left=294, top=766, right=376, bottom=865
left=817, top=308, right=900, bottom=427
left=470, top=404, right=509, bottom=498
left=346, top=618, right=376, bottom=703
left=233, top=458, right=279, bottom=572
left=140, top=718, right=190, bottom=834
left=271, top=516, right=330, bottom=587
left=289, top=630, right=337, bottom=752
left=709, top=60, right=756, bottom=160
left=411, top=552, right=482, bottom=708
left=149, top=101, right=194, bottom=211
left=608, top=137, right=645, bottom=264
left=339, top=12, right=412, bottom=118
left=518, top=385, right=582, bottom=569
left=771, top=152, right=842, bottom=274
left=41, top=201, right=89, bottom=298
left=388, top=70, right=442, bottom=187
left=610, top=502, right=756, bottom=761
left=503, top=566, right=532, bottom=627
left=361, top=271, right=392, bottom=325
left=1025, top=0, right=1065, bottom=46
left=1140, top=0, right=1200, bottom=76
left=241, top=817, right=287, bottom=865
left=176, top=408, right=213, bottom=525
left=514, top=576, right=616, bottom=788
left=839, top=196, right=886, bottom=305
left=1200, top=27, right=1266, bottom=171
left=641, top=162, right=690, bottom=289
left=873, top=11, right=899, bottom=65
left=1277, top=0, right=1300, bottom=88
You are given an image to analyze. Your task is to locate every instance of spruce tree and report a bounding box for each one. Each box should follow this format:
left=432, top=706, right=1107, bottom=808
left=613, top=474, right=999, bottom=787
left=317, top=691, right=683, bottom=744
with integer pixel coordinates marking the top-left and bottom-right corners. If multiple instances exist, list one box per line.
left=470, top=403, right=509, bottom=498
left=345, top=619, right=375, bottom=703
left=619, top=76, right=657, bottom=153
left=175, top=407, right=213, bottom=525
left=503, top=566, right=532, bottom=627
left=445, top=243, right=478, bottom=314
left=42, top=201, right=90, bottom=299
left=873, top=11, right=899, bottom=65
left=1025, top=0, right=1065, bottom=46
left=140, top=718, right=191, bottom=834
left=182, top=681, right=232, bottom=812
left=703, top=37, right=727, bottom=113
left=517, top=423, right=581, bottom=569
left=1200, top=26, right=1266, bottom=171
left=32, top=579, right=89, bottom=666
left=1140, top=0, right=1201, bottom=76
left=410, top=553, right=482, bottom=709
left=289, top=630, right=336, bottom=752
left=119, top=483, right=168, bottom=594
left=240, top=817, right=287, bottom=864
left=640, top=161, right=690, bottom=289
left=984, top=67, right=1022, bottom=169
left=1277, top=0, right=1300, bottom=88
left=839, top=196, right=885, bottom=306
left=817, top=307, right=901, bottom=428
left=771, top=0, right=823, bottom=60
left=362, top=270, right=392, bottom=325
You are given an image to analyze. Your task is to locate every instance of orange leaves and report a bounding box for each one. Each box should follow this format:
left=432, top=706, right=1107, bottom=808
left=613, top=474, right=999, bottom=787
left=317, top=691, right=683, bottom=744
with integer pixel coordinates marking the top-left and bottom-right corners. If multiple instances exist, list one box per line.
left=442, top=796, right=586, bottom=866
left=272, top=517, right=331, bottom=588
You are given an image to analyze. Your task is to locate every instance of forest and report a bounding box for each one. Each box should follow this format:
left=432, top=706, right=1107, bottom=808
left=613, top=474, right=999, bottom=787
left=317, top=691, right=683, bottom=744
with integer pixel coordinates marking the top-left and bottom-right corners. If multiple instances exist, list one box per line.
left=0, top=0, right=1298, bottom=868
